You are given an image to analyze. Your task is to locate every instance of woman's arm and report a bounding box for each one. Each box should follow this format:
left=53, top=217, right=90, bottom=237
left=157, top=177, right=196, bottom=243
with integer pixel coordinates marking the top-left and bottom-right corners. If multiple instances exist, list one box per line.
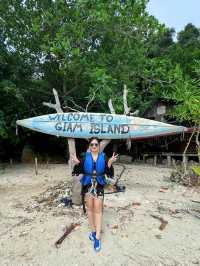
left=105, top=156, right=114, bottom=178
left=105, top=152, right=118, bottom=178
left=71, top=157, right=84, bottom=176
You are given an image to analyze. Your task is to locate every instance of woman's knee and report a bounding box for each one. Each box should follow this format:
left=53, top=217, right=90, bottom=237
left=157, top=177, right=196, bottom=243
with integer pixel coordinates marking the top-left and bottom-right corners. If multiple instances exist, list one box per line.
left=86, top=195, right=94, bottom=211
left=93, top=199, right=103, bottom=214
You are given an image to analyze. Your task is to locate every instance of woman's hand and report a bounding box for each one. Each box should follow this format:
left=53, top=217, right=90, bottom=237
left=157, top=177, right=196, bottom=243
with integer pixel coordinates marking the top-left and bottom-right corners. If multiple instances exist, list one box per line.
left=71, top=154, right=80, bottom=165
left=108, top=152, right=119, bottom=167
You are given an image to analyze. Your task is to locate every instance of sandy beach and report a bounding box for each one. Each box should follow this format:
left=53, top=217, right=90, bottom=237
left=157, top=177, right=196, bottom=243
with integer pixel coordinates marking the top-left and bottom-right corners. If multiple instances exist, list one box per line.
left=0, top=163, right=200, bottom=266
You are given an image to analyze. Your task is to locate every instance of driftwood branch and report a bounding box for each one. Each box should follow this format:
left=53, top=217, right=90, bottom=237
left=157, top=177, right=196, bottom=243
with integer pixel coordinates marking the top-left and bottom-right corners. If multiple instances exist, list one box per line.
left=43, top=102, right=57, bottom=110
left=43, top=89, right=62, bottom=113
left=123, top=85, right=131, bottom=115
left=55, top=222, right=80, bottom=248
left=150, top=214, right=168, bottom=230
left=68, top=98, right=86, bottom=112
left=102, top=84, right=133, bottom=151
left=53, top=88, right=63, bottom=113
left=43, top=88, right=76, bottom=167
left=100, top=139, right=111, bottom=152
left=100, top=97, right=118, bottom=151
left=131, top=110, right=139, bottom=116
left=99, top=99, right=115, bottom=151
left=43, top=85, right=134, bottom=163
left=85, top=91, right=96, bottom=112
left=108, top=99, right=116, bottom=114
left=62, top=105, right=80, bottom=112
left=63, top=98, right=85, bottom=112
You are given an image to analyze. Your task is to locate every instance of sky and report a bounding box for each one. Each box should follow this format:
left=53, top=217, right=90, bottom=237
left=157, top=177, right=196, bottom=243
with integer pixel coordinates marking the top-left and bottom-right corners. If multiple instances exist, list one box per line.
left=147, top=0, right=200, bottom=33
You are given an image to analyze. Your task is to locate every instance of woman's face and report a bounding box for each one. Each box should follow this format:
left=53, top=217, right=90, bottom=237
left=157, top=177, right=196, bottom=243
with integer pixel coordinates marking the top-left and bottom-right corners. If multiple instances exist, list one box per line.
left=89, top=139, right=99, bottom=152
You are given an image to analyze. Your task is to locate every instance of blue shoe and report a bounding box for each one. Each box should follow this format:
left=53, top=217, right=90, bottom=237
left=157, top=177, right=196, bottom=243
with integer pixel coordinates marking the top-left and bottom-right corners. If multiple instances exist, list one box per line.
left=94, top=238, right=101, bottom=252
left=89, top=231, right=96, bottom=241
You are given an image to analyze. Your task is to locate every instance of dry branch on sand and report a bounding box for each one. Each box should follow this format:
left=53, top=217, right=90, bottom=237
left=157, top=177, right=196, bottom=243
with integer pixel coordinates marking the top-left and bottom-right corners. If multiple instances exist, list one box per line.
left=150, top=214, right=168, bottom=230
left=24, top=181, right=72, bottom=213
left=168, top=126, right=200, bottom=187
left=170, top=162, right=200, bottom=187
left=55, top=222, right=81, bottom=248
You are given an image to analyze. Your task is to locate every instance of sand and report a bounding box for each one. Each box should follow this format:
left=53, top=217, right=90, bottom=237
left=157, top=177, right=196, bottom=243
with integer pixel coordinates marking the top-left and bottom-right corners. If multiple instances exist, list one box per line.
left=0, top=163, right=200, bottom=266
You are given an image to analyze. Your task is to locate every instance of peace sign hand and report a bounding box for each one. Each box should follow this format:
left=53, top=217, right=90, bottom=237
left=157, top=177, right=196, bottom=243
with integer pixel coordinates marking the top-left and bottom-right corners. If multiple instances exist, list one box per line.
left=109, top=152, right=119, bottom=164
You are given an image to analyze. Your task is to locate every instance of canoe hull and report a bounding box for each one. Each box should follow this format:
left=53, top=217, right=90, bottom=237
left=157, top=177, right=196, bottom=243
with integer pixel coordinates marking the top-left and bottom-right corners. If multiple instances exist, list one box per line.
left=16, top=112, right=187, bottom=139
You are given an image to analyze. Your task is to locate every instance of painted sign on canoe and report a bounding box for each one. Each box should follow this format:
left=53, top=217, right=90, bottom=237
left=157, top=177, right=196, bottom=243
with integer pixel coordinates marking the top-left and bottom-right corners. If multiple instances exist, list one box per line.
left=16, top=112, right=187, bottom=139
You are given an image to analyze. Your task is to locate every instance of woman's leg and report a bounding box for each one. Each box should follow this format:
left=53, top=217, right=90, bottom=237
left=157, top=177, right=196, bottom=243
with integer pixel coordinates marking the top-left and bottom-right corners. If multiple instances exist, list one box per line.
left=85, top=193, right=96, bottom=232
left=93, top=197, right=103, bottom=240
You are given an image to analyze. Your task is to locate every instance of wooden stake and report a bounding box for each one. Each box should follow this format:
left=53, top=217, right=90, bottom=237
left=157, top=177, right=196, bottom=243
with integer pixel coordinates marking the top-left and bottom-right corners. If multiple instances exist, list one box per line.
left=154, top=155, right=157, bottom=166
left=35, top=157, right=38, bottom=175
left=167, top=155, right=171, bottom=167
left=9, top=158, right=13, bottom=167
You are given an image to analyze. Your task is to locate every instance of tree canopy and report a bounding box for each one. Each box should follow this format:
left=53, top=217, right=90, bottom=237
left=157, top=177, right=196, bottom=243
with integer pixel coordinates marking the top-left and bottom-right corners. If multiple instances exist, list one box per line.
left=0, top=0, right=199, bottom=160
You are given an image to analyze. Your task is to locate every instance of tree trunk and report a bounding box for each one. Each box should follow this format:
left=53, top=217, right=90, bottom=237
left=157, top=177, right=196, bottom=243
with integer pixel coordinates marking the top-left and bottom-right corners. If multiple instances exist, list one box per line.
left=182, top=129, right=195, bottom=175
left=196, top=126, right=200, bottom=163
left=68, top=138, right=82, bottom=205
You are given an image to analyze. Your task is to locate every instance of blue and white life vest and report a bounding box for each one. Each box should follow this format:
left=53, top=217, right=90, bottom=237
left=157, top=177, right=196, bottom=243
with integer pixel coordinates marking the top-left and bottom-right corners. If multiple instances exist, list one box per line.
left=80, top=151, right=107, bottom=186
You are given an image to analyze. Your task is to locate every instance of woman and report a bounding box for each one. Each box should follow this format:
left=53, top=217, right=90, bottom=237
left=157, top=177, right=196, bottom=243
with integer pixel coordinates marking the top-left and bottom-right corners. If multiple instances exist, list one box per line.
left=71, top=137, right=118, bottom=252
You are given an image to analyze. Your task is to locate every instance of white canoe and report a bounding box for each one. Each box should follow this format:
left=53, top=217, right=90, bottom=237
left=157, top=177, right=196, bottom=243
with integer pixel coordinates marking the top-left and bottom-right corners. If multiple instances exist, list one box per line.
left=16, top=112, right=188, bottom=139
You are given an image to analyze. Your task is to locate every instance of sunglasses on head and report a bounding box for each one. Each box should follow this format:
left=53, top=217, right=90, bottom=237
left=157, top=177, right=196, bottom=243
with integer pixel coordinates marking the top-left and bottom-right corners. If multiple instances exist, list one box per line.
left=90, top=142, right=98, bottom=147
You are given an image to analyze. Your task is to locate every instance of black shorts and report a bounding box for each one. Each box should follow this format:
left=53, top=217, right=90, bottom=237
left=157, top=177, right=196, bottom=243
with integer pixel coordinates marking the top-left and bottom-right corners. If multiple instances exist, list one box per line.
left=81, top=182, right=104, bottom=199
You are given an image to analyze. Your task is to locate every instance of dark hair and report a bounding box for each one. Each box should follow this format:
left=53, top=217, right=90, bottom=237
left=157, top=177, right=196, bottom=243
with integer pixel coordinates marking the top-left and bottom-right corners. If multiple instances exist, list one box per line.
left=88, top=137, right=100, bottom=145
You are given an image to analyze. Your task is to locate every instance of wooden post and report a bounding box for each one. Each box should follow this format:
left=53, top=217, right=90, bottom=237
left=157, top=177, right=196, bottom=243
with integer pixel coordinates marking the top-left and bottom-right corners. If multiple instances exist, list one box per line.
left=167, top=155, right=171, bottom=167
left=154, top=155, right=157, bottom=166
left=182, top=155, right=188, bottom=169
left=186, top=156, right=188, bottom=167
left=35, top=157, right=38, bottom=175
left=9, top=158, right=13, bottom=167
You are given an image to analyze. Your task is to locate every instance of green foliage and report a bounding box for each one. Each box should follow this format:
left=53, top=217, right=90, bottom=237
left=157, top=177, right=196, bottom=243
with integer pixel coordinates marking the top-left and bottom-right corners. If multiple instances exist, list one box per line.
left=0, top=1, right=200, bottom=159
left=169, top=23, right=200, bottom=77
left=0, top=0, right=161, bottom=109
left=161, top=64, right=200, bottom=124
left=192, top=166, right=200, bottom=177
left=0, top=110, right=7, bottom=138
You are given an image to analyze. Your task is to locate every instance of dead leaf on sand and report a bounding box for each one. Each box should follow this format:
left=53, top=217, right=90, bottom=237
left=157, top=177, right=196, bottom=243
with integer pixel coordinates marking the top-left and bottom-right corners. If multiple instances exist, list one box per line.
left=132, top=202, right=141, bottom=207
left=111, top=225, right=119, bottom=229
left=159, top=186, right=169, bottom=193
left=150, top=214, right=168, bottom=230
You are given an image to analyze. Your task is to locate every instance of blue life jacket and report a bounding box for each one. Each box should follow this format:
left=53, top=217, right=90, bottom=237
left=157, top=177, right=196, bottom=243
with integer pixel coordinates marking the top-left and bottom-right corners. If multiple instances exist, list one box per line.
left=80, top=151, right=107, bottom=186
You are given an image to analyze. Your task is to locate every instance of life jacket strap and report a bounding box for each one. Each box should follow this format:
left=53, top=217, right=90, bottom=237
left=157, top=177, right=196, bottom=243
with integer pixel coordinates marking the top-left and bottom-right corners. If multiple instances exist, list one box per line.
left=84, top=172, right=104, bottom=176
